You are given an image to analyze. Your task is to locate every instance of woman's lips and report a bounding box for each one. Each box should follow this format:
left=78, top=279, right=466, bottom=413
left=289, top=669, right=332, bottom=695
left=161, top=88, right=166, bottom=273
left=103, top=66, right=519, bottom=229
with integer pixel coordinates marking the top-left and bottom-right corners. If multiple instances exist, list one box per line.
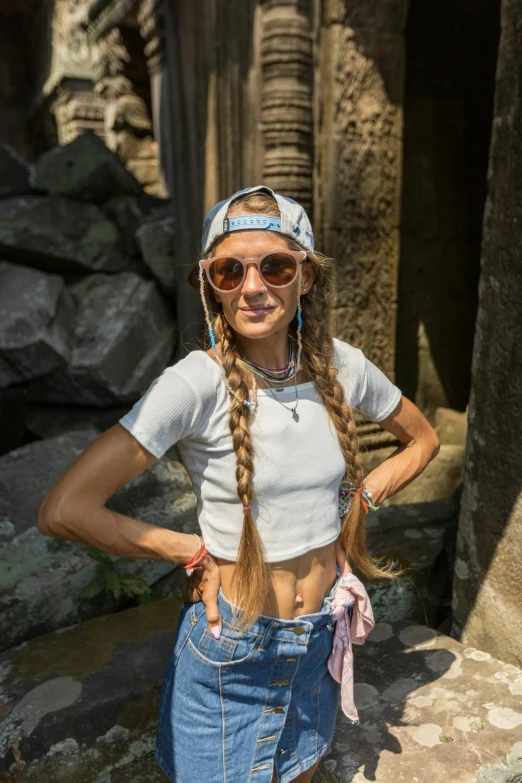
left=239, top=306, right=275, bottom=315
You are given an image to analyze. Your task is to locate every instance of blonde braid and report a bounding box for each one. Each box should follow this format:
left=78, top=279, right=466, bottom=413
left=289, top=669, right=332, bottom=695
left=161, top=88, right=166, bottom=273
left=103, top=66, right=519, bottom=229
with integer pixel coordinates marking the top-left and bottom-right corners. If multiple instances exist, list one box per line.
left=213, top=312, right=272, bottom=630
left=297, top=285, right=401, bottom=578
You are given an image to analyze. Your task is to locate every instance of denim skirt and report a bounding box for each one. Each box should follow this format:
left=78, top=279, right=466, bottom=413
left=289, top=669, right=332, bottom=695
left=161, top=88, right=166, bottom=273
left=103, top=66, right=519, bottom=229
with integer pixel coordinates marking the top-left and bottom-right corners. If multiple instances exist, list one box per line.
left=156, top=568, right=343, bottom=783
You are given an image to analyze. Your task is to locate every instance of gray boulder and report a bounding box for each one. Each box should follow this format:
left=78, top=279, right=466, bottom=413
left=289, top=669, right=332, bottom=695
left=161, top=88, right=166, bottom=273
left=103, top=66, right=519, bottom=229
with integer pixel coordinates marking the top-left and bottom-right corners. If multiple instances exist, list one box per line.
left=103, top=193, right=171, bottom=263
left=0, top=144, right=32, bottom=198
left=32, top=131, right=143, bottom=203
left=136, top=213, right=176, bottom=296
left=28, top=272, right=176, bottom=406
left=0, top=262, right=74, bottom=388
left=0, top=428, right=198, bottom=651
left=0, top=196, right=128, bottom=275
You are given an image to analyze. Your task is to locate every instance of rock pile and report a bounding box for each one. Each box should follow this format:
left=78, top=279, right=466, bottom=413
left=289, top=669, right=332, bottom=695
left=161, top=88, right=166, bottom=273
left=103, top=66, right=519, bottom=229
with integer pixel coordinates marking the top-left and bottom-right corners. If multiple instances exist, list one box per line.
left=0, top=133, right=177, bottom=455
left=0, top=136, right=192, bottom=653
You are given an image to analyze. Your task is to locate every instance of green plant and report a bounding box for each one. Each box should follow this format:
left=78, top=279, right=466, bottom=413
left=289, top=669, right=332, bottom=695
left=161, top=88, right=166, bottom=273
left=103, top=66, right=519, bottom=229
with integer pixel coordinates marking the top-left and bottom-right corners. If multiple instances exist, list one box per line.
left=81, top=546, right=152, bottom=604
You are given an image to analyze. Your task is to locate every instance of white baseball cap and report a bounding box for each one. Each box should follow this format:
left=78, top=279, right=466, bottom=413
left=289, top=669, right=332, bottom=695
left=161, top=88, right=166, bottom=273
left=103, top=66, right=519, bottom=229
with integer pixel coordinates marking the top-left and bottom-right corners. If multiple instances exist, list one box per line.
left=201, top=185, right=314, bottom=255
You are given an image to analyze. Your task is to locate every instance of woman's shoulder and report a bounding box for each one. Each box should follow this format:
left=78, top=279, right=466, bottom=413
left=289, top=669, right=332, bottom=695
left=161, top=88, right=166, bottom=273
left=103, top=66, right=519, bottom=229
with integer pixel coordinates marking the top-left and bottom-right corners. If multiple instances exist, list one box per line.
left=166, top=349, right=221, bottom=396
left=331, top=337, right=365, bottom=370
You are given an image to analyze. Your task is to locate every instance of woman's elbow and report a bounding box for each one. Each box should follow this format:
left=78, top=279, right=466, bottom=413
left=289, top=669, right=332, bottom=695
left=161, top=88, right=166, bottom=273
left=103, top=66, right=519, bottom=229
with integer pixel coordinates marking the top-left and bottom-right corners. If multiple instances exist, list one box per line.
left=427, top=430, right=441, bottom=461
left=37, top=492, right=74, bottom=538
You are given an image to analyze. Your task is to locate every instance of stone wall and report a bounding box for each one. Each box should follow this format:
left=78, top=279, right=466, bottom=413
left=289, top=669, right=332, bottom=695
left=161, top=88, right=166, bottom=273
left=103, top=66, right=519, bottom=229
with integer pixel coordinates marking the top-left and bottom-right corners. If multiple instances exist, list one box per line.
left=452, top=0, right=522, bottom=668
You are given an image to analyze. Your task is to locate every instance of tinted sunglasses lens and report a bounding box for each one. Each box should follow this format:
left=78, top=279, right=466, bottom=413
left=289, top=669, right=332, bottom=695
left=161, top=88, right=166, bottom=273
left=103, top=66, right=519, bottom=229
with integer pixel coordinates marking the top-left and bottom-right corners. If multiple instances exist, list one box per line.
left=209, top=257, right=244, bottom=291
left=260, top=253, right=297, bottom=286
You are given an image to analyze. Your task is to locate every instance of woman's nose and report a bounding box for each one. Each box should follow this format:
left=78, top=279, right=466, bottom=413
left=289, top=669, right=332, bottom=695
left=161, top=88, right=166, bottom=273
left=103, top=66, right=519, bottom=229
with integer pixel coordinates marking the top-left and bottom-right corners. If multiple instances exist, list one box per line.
left=242, top=262, right=266, bottom=295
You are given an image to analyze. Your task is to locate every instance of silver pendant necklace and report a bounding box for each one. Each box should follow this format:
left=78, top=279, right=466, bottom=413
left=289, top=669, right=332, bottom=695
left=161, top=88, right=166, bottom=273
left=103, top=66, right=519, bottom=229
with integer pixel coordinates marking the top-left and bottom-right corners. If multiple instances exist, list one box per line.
left=240, top=341, right=300, bottom=422
left=264, top=371, right=300, bottom=422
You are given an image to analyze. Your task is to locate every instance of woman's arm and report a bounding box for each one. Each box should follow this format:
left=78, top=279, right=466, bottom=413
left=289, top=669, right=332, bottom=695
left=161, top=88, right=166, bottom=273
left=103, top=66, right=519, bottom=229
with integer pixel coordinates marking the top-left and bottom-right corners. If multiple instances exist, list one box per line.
left=37, top=423, right=199, bottom=565
left=38, top=421, right=224, bottom=636
left=362, top=395, right=441, bottom=505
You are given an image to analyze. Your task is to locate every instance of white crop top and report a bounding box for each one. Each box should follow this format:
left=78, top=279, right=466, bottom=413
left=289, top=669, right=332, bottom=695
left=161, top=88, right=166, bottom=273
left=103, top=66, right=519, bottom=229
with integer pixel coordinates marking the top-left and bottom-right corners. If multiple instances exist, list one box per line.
left=118, top=338, right=402, bottom=562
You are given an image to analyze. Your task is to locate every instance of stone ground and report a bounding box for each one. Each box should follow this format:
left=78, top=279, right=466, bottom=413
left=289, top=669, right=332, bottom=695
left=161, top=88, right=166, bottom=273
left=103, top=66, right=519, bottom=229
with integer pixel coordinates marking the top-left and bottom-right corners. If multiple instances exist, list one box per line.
left=2, top=602, right=522, bottom=782
left=317, top=622, right=522, bottom=783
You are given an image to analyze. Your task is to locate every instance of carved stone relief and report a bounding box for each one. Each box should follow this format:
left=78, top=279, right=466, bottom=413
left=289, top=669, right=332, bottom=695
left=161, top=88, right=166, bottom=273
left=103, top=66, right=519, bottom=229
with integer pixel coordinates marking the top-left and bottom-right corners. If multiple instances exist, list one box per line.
left=260, top=0, right=314, bottom=213
left=317, top=0, right=409, bottom=375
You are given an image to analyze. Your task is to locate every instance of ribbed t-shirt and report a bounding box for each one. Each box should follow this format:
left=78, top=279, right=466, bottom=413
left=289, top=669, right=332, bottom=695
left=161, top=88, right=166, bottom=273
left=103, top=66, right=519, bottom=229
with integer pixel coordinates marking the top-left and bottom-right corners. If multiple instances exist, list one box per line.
left=118, top=338, right=402, bottom=562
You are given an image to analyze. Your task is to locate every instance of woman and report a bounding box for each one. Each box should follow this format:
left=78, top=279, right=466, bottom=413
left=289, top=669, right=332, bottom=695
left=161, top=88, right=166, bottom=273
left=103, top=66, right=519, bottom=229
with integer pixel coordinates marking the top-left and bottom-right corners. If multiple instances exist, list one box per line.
left=38, top=185, right=440, bottom=783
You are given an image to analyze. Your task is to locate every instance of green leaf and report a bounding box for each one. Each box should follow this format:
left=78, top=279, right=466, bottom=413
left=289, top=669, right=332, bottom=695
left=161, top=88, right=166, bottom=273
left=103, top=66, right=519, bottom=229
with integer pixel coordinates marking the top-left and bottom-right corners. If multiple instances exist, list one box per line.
left=120, top=574, right=152, bottom=598
left=106, top=570, right=121, bottom=600
left=85, top=546, right=113, bottom=565
left=80, top=579, right=107, bottom=598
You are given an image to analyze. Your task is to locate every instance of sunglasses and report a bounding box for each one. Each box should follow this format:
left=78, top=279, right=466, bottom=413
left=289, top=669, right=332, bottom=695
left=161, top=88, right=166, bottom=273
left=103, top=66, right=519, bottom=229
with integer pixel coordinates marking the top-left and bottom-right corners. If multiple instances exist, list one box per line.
left=199, top=250, right=307, bottom=293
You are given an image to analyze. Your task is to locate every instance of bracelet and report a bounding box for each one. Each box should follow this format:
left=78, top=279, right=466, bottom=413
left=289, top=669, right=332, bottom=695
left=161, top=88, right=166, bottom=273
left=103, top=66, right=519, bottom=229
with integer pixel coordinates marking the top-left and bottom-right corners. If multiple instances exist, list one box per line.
left=339, top=484, right=380, bottom=514
left=184, top=535, right=207, bottom=576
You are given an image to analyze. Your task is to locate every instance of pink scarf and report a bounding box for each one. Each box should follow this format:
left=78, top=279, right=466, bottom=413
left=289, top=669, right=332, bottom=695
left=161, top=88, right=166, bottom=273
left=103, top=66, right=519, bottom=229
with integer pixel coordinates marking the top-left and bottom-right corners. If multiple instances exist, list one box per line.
left=326, top=572, right=375, bottom=723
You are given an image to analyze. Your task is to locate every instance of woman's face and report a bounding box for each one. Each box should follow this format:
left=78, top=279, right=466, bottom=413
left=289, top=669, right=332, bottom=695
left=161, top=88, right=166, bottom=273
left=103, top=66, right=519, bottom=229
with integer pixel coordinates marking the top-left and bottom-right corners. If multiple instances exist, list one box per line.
left=209, top=229, right=315, bottom=341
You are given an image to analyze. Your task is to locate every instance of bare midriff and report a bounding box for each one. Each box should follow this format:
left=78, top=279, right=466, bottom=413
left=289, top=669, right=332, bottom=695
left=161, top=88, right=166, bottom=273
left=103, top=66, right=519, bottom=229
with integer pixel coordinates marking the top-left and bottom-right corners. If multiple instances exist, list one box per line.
left=214, top=539, right=338, bottom=620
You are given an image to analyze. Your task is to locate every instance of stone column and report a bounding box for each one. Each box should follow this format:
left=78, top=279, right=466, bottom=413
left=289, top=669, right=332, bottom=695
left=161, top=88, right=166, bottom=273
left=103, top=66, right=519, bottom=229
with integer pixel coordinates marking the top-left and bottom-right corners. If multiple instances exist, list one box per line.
left=317, top=0, right=409, bottom=375
left=452, top=0, right=522, bottom=667
left=162, top=0, right=259, bottom=357
left=137, top=0, right=169, bottom=196
left=259, top=0, right=314, bottom=213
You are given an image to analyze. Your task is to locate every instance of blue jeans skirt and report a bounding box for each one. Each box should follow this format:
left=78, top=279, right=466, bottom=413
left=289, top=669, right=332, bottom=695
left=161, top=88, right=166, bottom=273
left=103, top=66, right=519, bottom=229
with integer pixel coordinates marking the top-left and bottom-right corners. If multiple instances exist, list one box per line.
left=156, top=568, right=343, bottom=783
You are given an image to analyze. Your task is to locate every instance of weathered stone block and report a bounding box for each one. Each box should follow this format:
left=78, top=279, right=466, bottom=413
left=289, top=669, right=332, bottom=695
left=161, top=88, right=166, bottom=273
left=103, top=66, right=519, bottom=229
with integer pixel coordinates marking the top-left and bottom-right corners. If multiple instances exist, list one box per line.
left=102, top=194, right=170, bottom=262
left=0, top=144, right=32, bottom=198
left=0, top=429, right=198, bottom=651
left=366, top=498, right=456, bottom=626
left=0, top=595, right=182, bottom=781
left=0, top=196, right=128, bottom=275
left=317, top=621, right=522, bottom=783
left=0, top=262, right=74, bottom=389
left=28, top=272, right=176, bottom=406
left=136, top=214, right=176, bottom=297
left=32, top=131, right=143, bottom=203
left=364, top=444, right=465, bottom=504
left=434, top=406, right=468, bottom=447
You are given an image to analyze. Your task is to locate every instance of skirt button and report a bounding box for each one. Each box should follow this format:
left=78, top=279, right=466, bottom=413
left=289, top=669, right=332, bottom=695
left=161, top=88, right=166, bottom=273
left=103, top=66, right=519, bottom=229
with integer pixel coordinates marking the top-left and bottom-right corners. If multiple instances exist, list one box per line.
left=293, top=626, right=304, bottom=636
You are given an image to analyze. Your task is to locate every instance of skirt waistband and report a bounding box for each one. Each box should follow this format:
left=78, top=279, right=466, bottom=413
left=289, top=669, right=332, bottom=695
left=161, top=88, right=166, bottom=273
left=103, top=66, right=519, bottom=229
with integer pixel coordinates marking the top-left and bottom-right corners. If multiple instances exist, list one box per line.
left=212, top=565, right=342, bottom=636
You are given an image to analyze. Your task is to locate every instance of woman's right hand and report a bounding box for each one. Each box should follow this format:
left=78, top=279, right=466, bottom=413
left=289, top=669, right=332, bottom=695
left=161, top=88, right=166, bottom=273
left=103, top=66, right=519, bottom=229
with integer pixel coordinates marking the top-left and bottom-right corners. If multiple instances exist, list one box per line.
left=184, top=552, right=223, bottom=639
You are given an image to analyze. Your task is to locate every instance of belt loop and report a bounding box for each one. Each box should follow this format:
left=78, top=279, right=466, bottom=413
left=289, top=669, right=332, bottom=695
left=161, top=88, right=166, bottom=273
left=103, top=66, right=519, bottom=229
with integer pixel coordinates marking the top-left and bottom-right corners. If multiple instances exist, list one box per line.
left=259, top=621, right=275, bottom=651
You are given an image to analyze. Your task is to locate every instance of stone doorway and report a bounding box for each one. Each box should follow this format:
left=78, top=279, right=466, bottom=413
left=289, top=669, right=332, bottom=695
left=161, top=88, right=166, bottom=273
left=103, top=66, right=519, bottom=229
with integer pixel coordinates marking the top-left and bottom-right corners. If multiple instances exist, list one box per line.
left=396, top=0, right=501, bottom=419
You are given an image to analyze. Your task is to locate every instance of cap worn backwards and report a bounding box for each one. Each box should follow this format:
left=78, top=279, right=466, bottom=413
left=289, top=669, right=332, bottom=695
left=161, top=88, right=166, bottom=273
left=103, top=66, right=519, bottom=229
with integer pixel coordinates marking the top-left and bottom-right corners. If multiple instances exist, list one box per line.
left=201, top=185, right=314, bottom=255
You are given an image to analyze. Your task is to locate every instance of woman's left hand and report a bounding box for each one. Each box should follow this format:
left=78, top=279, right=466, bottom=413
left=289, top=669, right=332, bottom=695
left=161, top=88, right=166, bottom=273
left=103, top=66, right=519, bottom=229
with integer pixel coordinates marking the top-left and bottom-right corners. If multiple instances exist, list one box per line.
left=335, top=535, right=353, bottom=575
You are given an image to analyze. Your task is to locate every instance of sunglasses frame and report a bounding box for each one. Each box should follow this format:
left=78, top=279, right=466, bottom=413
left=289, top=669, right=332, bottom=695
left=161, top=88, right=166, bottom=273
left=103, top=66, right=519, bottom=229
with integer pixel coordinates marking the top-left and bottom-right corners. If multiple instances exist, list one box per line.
left=199, top=250, right=308, bottom=293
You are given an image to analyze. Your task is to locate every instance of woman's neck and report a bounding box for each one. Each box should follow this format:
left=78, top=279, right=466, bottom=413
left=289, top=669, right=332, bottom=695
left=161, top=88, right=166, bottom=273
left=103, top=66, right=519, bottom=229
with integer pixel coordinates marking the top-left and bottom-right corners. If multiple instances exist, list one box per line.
left=235, top=332, right=291, bottom=370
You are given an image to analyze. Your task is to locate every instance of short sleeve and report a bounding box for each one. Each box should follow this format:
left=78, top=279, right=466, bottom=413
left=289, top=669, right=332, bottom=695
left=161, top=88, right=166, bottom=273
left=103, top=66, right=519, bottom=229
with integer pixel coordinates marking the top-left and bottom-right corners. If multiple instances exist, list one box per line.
left=355, top=351, right=402, bottom=422
left=118, top=359, right=207, bottom=459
